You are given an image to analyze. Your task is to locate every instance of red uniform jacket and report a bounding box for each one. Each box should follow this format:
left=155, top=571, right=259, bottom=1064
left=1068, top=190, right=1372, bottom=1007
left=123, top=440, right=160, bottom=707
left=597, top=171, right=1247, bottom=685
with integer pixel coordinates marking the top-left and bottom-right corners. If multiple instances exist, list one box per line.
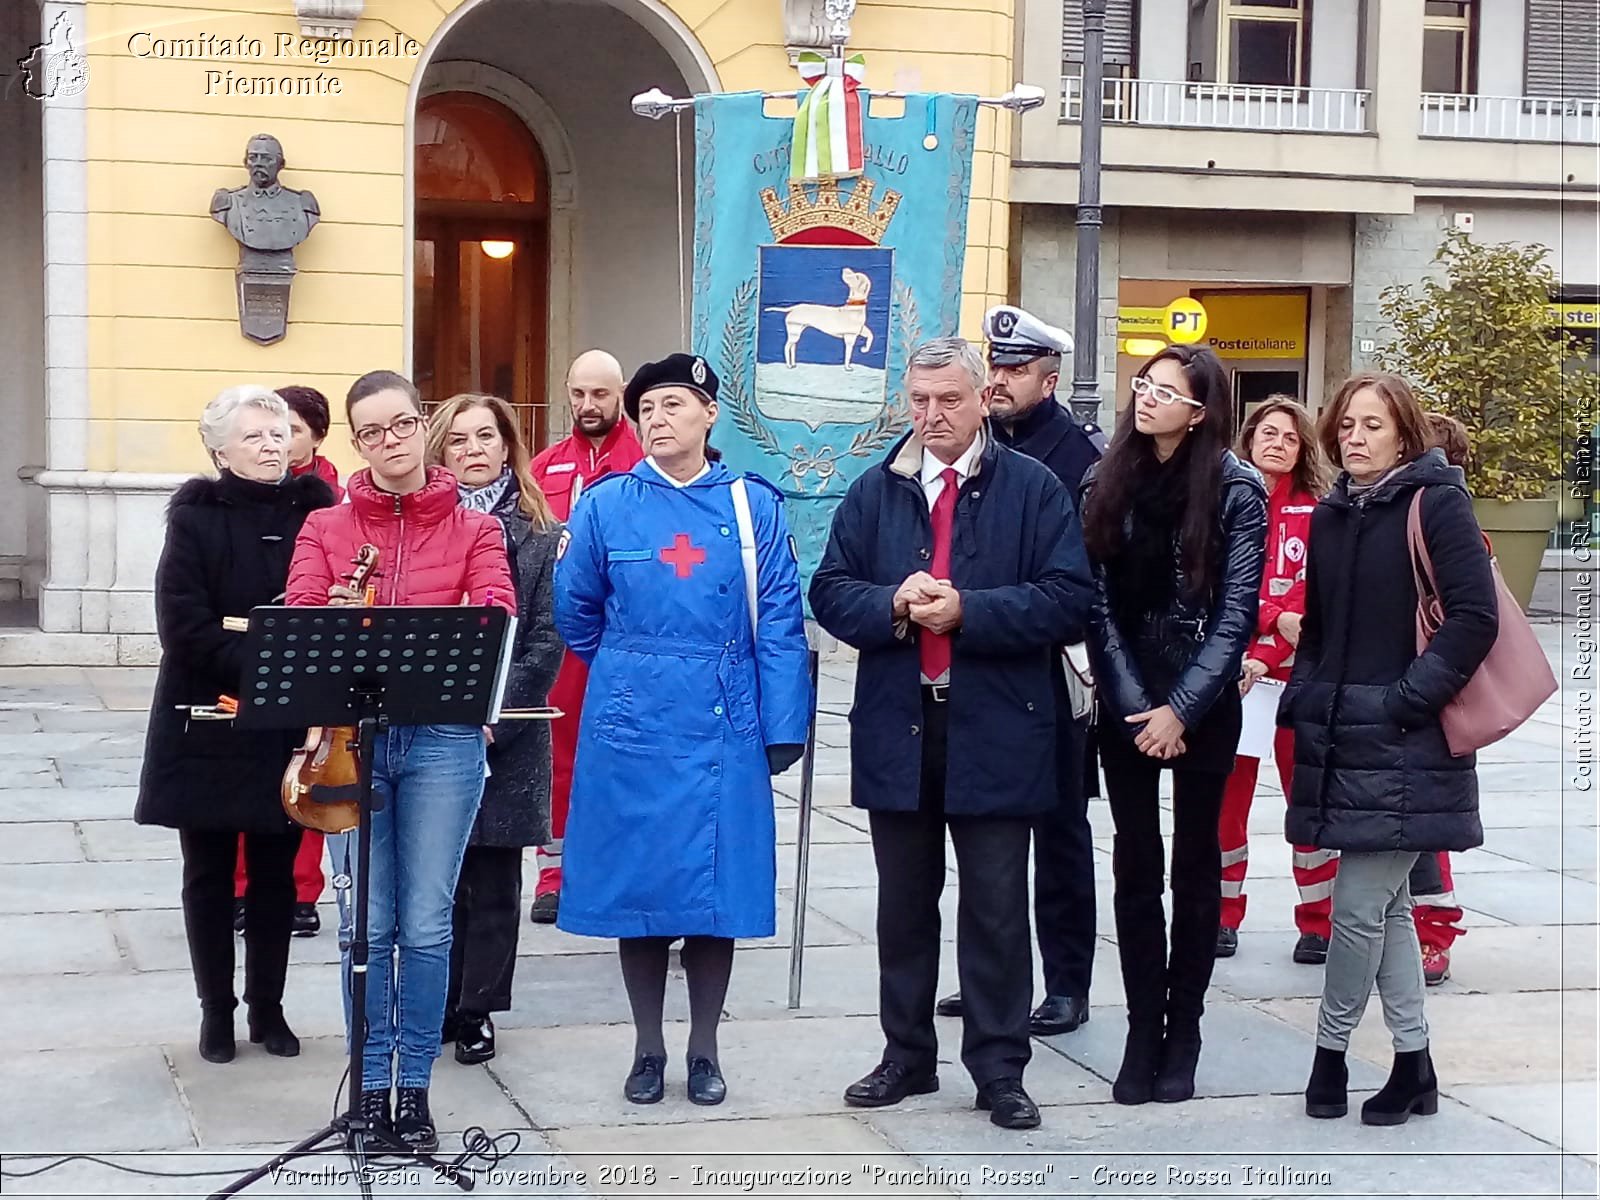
left=286, top=467, right=514, bottom=613
left=530, top=421, right=644, bottom=522
left=1249, top=476, right=1316, bottom=678
left=292, top=454, right=344, bottom=503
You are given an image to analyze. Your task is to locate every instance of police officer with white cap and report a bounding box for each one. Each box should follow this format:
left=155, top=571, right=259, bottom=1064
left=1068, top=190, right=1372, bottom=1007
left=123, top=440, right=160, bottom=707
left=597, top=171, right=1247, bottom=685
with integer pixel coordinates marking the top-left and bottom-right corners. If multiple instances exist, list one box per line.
left=935, top=304, right=1103, bottom=1037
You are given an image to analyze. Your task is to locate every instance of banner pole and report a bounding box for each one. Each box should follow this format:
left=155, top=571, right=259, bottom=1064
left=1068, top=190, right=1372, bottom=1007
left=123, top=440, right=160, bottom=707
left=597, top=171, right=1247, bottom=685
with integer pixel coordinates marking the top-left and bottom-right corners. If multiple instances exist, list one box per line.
left=787, top=641, right=822, bottom=1009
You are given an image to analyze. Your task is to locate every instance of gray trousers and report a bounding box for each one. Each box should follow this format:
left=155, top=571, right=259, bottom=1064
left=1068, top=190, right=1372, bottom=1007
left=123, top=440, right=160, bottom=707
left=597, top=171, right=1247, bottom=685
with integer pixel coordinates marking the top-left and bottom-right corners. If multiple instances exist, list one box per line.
left=1316, top=849, right=1430, bottom=1053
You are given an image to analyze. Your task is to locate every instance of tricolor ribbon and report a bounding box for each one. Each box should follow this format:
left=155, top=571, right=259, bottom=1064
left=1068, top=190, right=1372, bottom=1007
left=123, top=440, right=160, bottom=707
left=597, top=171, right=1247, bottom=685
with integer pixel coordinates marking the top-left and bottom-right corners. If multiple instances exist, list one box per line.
left=791, top=52, right=866, bottom=180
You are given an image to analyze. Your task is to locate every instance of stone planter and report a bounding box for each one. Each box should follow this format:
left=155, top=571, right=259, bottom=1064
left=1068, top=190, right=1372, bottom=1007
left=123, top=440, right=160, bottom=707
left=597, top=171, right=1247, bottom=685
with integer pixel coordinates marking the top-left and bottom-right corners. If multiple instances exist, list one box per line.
left=1472, top=498, right=1560, bottom=613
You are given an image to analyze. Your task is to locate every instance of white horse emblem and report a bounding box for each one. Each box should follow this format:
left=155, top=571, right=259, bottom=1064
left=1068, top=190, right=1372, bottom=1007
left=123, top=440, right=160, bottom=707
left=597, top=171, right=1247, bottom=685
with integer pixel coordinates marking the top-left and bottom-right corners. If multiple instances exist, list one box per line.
left=765, top=268, right=875, bottom=370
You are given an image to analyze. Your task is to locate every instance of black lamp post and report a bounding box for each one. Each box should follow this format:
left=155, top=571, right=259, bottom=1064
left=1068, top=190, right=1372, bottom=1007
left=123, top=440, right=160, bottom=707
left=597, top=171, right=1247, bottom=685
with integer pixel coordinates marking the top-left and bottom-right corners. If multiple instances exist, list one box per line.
left=1069, top=0, right=1107, bottom=425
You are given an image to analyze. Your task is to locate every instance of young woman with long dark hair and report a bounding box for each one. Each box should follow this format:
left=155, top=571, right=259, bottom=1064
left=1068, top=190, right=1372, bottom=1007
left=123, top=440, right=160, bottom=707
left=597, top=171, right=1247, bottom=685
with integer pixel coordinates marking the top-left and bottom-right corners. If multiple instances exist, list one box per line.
left=1080, top=344, right=1267, bottom=1106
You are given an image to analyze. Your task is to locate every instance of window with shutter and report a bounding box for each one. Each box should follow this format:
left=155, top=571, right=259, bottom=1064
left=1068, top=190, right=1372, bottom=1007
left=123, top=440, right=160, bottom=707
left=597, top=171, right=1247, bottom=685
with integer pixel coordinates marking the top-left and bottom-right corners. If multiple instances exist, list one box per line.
left=1525, top=0, right=1600, bottom=101
left=1062, top=0, right=1137, bottom=71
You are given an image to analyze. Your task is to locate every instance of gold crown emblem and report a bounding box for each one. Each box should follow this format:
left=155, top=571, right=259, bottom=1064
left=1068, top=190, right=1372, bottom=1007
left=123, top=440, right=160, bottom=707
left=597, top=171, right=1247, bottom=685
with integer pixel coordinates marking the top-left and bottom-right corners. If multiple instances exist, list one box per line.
left=760, top=178, right=901, bottom=244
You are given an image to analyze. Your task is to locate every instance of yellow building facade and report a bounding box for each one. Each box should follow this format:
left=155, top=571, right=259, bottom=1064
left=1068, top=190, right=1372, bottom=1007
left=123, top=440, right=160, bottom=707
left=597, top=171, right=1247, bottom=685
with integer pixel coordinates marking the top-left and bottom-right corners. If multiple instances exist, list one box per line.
left=0, top=0, right=1019, bottom=651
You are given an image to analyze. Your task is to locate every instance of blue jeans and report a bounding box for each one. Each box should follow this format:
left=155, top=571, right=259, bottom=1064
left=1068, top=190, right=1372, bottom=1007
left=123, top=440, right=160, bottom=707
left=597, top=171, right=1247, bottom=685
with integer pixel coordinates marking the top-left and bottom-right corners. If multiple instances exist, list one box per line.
left=341, top=724, right=485, bottom=1090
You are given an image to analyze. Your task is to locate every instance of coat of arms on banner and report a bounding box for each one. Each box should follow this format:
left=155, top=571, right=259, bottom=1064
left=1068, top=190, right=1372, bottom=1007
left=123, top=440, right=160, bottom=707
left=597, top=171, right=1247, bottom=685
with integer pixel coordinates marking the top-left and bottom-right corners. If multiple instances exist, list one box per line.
left=692, top=90, right=976, bottom=592
left=754, top=180, right=898, bottom=431
left=718, top=177, right=927, bottom=494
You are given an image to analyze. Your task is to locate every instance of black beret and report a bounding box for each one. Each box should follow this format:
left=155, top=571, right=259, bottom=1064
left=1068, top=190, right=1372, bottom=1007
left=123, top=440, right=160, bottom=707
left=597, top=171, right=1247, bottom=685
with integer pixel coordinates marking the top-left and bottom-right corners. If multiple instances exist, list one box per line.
left=624, top=353, right=719, bottom=421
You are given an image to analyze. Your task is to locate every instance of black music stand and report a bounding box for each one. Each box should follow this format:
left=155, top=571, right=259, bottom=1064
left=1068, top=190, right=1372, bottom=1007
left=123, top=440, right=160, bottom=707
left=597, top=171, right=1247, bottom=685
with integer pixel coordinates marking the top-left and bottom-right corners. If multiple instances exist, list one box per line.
left=208, top=604, right=514, bottom=1200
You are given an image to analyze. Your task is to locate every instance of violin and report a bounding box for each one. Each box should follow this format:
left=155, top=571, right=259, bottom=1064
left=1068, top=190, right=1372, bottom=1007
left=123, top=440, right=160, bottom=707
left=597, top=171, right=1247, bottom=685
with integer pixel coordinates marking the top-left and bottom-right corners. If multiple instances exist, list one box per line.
left=280, top=545, right=381, bottom=834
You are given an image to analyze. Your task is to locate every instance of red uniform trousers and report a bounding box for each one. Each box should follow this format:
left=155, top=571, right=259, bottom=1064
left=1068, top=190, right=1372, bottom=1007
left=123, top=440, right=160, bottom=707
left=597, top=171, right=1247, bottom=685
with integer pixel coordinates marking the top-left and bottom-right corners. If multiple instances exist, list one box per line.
left=535, top=650, right=588, bottom=898
left=235, top=830, right=324, bottom=905
left=1218, top=731, right=1465, bottom=950
left=1218, top=726, right=1335, bottom=938
left=1409, top=850, right=1466, bottom=951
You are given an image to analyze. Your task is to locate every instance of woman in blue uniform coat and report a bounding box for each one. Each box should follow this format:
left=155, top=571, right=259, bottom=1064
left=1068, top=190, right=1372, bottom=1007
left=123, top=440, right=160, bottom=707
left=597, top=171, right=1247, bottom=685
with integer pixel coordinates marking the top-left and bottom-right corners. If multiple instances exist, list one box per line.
left=554, top=352, right=812, bottom=1108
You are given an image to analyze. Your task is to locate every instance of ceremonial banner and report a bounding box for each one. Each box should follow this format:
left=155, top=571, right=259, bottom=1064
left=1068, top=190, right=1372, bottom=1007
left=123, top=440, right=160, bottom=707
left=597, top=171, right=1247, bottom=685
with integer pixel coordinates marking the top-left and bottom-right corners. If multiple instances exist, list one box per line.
left=692, top=90, right=978, bottom=592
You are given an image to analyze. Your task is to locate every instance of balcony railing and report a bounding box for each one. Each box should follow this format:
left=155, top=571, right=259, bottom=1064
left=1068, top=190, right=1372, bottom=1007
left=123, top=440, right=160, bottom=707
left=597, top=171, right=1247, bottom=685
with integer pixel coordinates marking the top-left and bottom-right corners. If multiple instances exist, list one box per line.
left=1420, top=92, right=1598, bottom=143
left=1062, top=76, right=1372, bottom=134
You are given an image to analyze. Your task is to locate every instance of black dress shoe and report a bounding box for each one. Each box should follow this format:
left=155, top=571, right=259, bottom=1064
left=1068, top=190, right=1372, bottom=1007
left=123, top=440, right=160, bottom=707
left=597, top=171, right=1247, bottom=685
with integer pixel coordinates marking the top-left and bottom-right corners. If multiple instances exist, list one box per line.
left=843, top=1061, right=939, bottom=1108
left=349, top=1089, right=392, bottom=1152
left=975, top=1078, right=1041, bottom=1130
left=624, top=1054, right=666, bottom=1104
left=232, top=899, right=246, bottom=934
left=455, top=1014, right=496, bottom=1065
left=1294, top=933, right=1330, bottom=964
left=1215, top=926, right=1239, bottom=958
left=247, top=1006, right=301, bottom=1057
left=935, top=991, right=963, bottom=1017
left=529, top=891, right=559, bottom=925
left=292, top=903, right=320, bottom=937
left=686, top=1056, right=727, bottom=1106
left=1030, top=995, right=1089, bottom=1035
left=199, top=1008, right=236, bottom=1064
left=394, top=1087, right=438, bottom=1153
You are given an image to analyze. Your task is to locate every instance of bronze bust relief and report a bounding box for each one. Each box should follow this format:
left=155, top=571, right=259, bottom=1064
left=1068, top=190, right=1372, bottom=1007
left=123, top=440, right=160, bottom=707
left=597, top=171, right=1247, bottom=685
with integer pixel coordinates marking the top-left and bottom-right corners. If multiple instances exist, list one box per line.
left=211, top=134, right=320, bottom=344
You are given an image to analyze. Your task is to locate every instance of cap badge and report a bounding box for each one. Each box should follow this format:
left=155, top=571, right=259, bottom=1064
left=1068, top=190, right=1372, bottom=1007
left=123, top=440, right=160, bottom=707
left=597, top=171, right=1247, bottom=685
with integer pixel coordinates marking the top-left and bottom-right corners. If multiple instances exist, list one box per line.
left=691, top=357, right=708, bottom=385
left=993, top=309, right=1018, bottom=338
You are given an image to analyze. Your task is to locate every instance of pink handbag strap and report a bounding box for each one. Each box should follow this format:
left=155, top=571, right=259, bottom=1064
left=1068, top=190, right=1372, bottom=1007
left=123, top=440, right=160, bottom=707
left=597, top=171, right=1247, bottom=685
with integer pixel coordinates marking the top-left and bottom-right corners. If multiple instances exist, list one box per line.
left=1407, top=490, right=1448, bottom=643
left=1406, top=491, right=1438, bottom=602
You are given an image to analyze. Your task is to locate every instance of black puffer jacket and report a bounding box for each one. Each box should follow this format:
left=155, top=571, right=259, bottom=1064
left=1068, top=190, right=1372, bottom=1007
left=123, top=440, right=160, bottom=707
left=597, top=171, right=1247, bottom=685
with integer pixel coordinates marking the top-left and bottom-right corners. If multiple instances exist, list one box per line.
left=1281, top=450, right=1497, bottom=852
left=471, top=488, right=565, bottom=848
left=1083, top=450, right=1268, bottom=735
left=136, top=471, right=335, bottom=833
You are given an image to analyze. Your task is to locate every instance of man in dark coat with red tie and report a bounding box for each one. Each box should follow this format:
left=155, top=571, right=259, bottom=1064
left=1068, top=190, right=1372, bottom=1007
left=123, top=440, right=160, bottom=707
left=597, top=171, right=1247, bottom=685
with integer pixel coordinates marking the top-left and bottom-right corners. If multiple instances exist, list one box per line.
left=810, top=336, right=1093, bottom=1131
left=935, top=305, right=1105, bottom=1036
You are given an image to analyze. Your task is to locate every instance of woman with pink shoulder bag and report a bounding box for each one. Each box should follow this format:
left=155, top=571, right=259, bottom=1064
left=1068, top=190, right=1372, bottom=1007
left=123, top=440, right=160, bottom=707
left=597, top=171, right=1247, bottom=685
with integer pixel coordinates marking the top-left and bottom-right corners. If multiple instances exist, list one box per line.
left=1278, top=373, right=1498, bottom=1128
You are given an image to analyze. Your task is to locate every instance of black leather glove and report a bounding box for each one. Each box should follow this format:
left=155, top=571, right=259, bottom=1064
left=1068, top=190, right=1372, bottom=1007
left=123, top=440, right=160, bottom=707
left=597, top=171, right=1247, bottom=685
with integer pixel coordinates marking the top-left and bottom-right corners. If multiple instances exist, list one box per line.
left=767, top=743, right=805, bottom=775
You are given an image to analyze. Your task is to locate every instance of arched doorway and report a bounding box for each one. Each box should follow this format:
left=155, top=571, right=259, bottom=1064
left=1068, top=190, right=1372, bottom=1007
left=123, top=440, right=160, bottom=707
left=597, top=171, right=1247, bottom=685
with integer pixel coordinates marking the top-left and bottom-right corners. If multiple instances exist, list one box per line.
left=408, top=0, right=716, bottom=450
left=413, top=91, right=550, bottom=448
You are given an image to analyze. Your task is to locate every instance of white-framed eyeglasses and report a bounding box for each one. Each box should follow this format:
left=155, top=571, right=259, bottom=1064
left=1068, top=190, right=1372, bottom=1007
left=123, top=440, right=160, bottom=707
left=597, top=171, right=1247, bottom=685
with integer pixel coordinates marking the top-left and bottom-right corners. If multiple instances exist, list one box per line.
left=1131, top=376, right=1204, bottom=409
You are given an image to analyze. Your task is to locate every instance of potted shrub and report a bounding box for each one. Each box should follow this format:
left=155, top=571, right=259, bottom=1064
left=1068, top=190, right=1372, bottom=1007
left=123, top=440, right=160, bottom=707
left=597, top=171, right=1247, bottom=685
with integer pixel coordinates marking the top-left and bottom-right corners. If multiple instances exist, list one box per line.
left=1377, top=229, right=1599, bottom=611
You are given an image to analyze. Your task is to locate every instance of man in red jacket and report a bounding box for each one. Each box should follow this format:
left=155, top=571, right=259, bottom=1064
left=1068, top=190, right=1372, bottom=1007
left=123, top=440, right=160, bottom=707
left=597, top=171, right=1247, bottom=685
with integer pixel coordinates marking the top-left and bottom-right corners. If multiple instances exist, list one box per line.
left=1215, top=400, right=1333, bottom=964
left=527, top=350, right=643, bottom=922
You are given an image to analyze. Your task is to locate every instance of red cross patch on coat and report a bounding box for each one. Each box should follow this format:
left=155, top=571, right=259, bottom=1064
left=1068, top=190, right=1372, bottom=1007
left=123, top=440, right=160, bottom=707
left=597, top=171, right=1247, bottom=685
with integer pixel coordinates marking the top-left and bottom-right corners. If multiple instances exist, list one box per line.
left=660, top=533, right=706, bottom=578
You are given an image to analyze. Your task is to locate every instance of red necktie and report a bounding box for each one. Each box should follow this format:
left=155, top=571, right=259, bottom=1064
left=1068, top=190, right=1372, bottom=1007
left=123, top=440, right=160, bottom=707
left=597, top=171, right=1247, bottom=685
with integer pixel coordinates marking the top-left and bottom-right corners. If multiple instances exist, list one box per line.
left=920, top=467, right=957, bottom=683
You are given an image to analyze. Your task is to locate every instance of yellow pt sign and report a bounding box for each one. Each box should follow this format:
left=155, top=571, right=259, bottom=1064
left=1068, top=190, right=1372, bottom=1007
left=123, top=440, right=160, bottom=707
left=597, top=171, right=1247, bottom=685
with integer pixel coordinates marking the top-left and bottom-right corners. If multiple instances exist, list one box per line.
left=1117, top=297, right=1209, bottom=344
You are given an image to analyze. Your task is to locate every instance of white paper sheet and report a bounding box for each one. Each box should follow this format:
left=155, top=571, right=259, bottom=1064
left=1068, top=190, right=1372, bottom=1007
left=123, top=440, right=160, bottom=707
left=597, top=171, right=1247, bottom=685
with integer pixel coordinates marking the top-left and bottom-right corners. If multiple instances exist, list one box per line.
left=1237, top=676, right=1286, bottom=761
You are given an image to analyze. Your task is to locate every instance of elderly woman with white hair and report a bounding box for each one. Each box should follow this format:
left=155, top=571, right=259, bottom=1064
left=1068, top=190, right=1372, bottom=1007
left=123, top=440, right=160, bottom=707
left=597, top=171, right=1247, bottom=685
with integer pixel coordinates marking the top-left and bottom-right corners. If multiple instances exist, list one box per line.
left=135, top=385, right=337, bottom=1064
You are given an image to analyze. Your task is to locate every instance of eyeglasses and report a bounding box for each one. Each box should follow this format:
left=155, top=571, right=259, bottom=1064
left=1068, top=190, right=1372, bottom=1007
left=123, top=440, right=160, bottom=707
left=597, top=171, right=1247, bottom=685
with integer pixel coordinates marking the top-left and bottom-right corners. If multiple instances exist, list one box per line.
left=354, top=415, right=423, bottom=448
left=1131, top=376, right=1204, bottom=409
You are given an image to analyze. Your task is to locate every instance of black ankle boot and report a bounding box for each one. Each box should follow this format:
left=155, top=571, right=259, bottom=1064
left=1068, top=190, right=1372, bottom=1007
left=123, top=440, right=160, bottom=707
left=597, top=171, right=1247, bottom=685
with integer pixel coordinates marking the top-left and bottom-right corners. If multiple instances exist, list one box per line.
left=395, top=1087, right=439, bottom=1153
left=1112, top=1022, right=1163, bottom=1106
left=1305, top=1046, right=1349, bottom=1118
left=247, top=1006, right=300, bottom=1057
left=349, top=1089, right=392, bottom=1151
left=1361, top=1047, right=1438, bottom=1126
left=1152, top=1027, right=1201, bottom=1103
left=199, top=1007, right=236, bottom=1063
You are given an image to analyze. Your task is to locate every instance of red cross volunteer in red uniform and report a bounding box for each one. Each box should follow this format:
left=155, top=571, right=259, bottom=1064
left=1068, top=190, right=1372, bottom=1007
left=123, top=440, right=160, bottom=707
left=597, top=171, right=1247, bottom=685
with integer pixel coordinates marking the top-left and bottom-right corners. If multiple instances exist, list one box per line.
left=1215, top=398, right=1330, bottom=964
left=526, top=350, right=643, bottom=923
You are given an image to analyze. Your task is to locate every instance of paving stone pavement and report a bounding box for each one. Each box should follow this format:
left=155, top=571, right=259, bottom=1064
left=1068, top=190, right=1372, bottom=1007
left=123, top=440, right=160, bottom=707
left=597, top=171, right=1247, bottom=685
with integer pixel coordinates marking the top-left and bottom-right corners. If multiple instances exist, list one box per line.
left=0, top=633, right=1595, bottom=1199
